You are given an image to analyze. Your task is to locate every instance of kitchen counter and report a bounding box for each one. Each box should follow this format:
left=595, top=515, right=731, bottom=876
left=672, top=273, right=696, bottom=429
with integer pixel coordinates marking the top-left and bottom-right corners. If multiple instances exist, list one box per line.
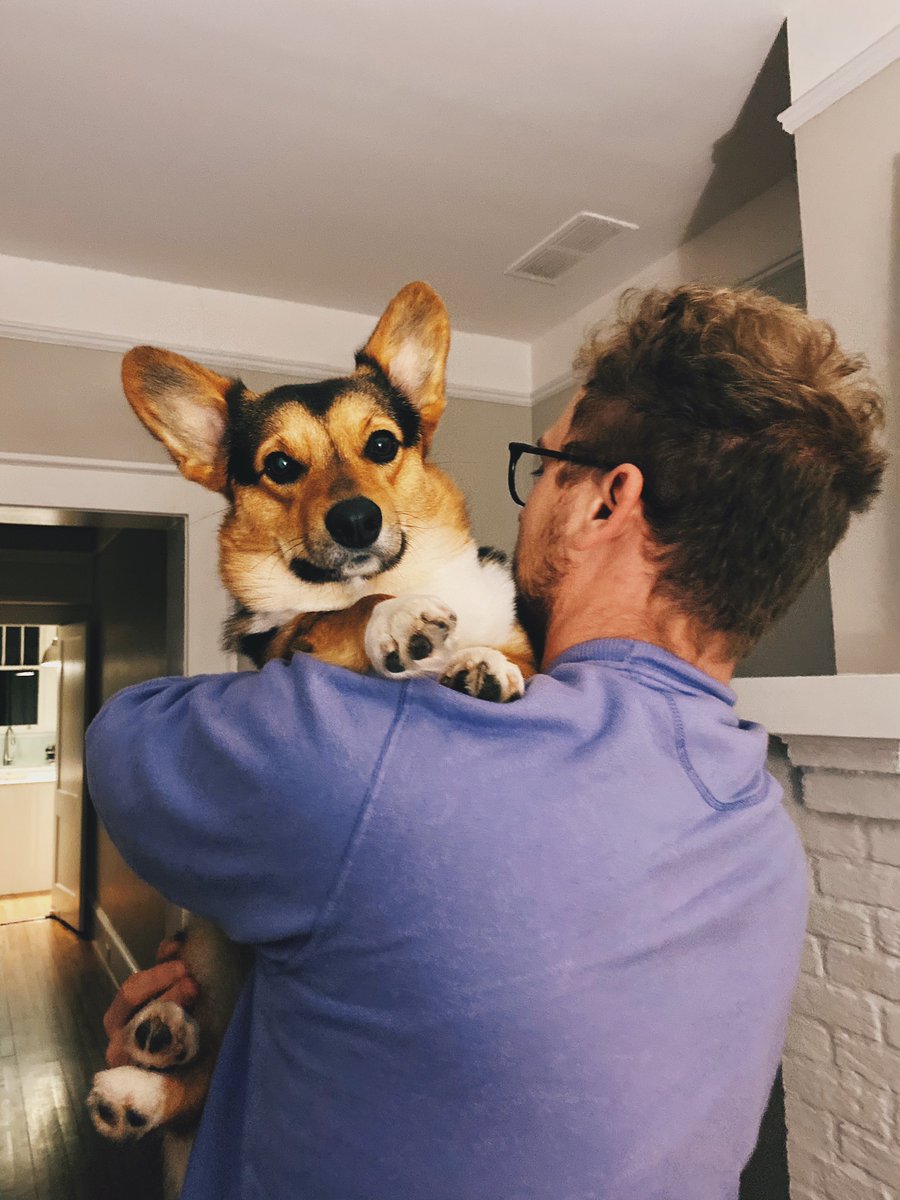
left=0, top=765, right=57, bottom=786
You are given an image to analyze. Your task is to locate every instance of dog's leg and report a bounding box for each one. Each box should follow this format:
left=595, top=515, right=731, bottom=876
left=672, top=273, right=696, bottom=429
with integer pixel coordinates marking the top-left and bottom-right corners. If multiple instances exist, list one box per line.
left=440, top=626, right=536, bottom=702
left=123, top=998, right=201, bottom=1070
left=88, top=1058, right=214, bottom=1142
left=266, top=593, right=394, bottom=670
left=363, top=595, right=459, bottom=679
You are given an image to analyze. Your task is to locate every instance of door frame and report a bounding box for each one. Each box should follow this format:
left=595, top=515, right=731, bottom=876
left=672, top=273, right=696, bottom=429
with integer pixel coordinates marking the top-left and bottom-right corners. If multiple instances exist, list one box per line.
left=0, top=454, right=232, bottom=677
left=0, top=453, right=234, bottom=945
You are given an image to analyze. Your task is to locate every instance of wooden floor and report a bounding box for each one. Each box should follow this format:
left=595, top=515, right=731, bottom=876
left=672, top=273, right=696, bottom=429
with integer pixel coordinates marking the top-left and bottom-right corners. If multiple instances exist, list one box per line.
left=0, top=917, right=164, bottom=1200
left=0, top=892, right=52, bottom=926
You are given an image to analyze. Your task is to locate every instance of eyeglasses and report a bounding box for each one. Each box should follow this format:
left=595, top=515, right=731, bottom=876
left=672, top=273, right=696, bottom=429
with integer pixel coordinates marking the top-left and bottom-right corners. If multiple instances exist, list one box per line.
left=507, top=441, right=614, bottom=507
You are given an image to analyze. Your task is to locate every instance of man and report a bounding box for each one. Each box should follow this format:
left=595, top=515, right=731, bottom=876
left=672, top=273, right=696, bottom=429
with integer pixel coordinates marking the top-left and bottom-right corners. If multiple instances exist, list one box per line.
left=88, top=284, right=886, bottom=1199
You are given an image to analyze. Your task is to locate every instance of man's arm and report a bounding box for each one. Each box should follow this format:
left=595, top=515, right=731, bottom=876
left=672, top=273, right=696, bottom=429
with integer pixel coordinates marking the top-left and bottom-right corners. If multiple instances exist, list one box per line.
left=85, top=656, right=407, bottom=945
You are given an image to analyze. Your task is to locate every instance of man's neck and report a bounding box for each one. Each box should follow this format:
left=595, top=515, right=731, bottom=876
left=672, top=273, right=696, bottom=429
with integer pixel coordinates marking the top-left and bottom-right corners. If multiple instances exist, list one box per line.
left=541, top=607, right=736, bottom=685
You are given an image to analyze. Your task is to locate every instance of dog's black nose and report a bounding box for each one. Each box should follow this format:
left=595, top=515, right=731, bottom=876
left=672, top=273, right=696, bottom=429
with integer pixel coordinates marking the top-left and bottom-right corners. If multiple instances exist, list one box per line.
left=325, top=498, right=383, bottom=549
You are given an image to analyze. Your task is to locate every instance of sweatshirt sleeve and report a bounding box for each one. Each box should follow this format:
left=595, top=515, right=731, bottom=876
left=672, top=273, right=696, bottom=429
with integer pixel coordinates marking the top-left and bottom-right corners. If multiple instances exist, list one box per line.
left=85, top=655, right=407, bottom=946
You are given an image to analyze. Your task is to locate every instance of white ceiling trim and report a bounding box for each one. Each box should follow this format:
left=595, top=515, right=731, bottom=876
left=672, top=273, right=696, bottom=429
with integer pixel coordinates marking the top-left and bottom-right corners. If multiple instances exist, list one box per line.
left=0, top=449, right=177, bottom=476
left=0, top=319, right=534, bottom=409
left=0, top=254, right=533, bottom=407
left=532, top=371, right=577, bottom=408
left=779, top=23, right=900, bottom=135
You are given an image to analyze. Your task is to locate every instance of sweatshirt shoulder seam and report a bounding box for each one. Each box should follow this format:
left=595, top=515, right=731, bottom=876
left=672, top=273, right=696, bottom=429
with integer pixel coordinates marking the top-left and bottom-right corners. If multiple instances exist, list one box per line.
left=662, top=692, right=767, bottom=813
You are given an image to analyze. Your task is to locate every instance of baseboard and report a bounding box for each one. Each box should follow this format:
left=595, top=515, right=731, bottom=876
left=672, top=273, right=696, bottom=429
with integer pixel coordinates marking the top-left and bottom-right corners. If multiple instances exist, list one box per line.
left=92, top=903, right=139, bottom=989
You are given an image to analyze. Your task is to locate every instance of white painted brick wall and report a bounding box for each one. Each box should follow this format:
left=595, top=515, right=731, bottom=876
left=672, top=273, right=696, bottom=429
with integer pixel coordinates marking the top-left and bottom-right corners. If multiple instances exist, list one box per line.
left=772, top=736, right=900, bottom=1199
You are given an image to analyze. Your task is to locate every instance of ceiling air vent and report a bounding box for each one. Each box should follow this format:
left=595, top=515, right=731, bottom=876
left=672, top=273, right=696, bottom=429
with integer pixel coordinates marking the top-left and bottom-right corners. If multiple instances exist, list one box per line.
left=506, top=211, right=639, bottom=285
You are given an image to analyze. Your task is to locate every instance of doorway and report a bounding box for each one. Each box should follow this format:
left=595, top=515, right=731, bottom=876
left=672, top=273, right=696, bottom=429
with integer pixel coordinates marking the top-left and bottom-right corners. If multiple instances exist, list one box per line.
left=0, top=620, right=62, bottom=927
left=0, top=510, right=184, bottom=972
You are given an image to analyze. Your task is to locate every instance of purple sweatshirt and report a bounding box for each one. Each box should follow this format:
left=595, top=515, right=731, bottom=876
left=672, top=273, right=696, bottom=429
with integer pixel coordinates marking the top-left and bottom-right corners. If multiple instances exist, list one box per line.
left=86, top=639, right=807, bottom=1200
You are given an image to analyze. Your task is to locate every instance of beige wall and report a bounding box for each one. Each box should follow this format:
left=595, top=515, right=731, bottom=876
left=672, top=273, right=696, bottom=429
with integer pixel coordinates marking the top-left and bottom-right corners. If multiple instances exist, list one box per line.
left=532, top=385, right=576, bottom=442
left=794, top=58, right=900, bottom=672
left=432, top=395, right=531, bottom=553
left=0, top=338, right=528, bottom=553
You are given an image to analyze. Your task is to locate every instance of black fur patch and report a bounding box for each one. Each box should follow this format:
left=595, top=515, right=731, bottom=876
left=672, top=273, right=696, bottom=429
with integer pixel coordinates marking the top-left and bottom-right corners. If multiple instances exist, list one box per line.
left=289, top=558, right=346, bottom=585
left=354, top=352, right=422, bottom=446
left=222, top=607, right=279, bottom=665
left=225, top=366, right=422, bottom=488
left=478, top=546, right=508, bottom=567
left=237, top=629, right=279, bottom=669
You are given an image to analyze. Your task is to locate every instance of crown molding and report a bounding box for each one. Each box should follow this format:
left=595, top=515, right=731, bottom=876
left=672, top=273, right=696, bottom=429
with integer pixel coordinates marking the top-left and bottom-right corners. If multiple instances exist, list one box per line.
left=531, top=370, right=576, bottom=408
left=0, top=317, right=536, bottom=408
left=779, top=24, right=900, bottom=135
left=0, top=449, right=177, bottom=475
left=0, top=318, right=534, bottom=408
left=0, top=254, right=534, bottom=407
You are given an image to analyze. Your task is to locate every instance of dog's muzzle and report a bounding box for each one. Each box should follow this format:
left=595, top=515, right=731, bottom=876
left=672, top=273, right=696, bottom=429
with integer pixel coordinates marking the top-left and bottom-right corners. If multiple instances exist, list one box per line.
left=325, top=497, right=382, bottom=549
left=288, top=499, right=405, bottom=583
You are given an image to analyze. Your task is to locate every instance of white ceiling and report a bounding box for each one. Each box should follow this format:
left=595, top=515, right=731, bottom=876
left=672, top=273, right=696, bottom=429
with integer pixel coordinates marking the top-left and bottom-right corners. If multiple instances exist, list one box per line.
left=1, top=0, right=790, bottom=341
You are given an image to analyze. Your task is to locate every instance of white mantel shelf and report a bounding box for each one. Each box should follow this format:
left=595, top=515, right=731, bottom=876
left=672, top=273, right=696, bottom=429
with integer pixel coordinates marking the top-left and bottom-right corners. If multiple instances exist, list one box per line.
left=733, top=674, right=900, bottom=741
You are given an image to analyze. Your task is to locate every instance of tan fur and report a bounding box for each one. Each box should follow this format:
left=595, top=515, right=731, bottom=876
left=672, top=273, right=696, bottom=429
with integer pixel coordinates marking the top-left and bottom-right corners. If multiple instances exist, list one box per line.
left=267, top=593, right=393, bottom=668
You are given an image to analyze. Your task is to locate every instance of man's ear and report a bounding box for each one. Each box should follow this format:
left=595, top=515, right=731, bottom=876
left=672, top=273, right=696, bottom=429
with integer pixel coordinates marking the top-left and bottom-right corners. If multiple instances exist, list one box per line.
left=122, top=347, right=234, bottom=492
left=358, top=282, right=450, bottom=454
left=570, top=463, right=645, bottom=547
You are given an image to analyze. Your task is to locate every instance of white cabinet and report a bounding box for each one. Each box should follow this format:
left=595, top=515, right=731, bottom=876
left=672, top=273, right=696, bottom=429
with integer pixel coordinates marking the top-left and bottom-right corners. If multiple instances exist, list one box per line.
left=0, top=778, right=55, bottom=894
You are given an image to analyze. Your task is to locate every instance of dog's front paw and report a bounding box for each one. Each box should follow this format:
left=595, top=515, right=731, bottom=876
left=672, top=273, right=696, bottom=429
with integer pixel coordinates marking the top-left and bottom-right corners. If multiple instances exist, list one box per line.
left=88, top=1066, right=168, bottom=1140
left=125, top=999, right=200, bottom=1070
left=440, top=647, right=525, bottom=702
left=365, top=595, right=458, bottom=679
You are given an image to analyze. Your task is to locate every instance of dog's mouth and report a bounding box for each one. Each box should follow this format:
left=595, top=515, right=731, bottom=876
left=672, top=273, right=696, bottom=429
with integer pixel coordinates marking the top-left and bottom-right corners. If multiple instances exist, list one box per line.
left=288, top=531, right=407, bottom=585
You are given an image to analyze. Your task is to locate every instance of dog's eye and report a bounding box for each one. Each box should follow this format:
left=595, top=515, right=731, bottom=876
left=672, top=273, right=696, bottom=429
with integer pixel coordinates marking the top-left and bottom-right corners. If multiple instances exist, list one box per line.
left=365, top=431, right=400, bottom=464
left=262, top=452, right=304, bottom=484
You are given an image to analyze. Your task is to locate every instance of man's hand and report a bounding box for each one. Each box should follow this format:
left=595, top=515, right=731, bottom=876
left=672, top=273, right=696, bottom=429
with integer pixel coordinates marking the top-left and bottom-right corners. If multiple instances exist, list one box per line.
left=103, top=937, right=199, bottom=1068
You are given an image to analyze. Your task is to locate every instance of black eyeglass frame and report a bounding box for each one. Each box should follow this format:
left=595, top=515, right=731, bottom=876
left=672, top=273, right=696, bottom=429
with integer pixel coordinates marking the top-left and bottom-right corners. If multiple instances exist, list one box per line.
left=507, top=441, right=615, bottom=507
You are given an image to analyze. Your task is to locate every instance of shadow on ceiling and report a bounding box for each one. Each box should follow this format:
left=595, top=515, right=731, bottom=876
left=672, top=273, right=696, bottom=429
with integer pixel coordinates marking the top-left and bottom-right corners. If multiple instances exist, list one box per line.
left=682, top=21, right=795, bottom=244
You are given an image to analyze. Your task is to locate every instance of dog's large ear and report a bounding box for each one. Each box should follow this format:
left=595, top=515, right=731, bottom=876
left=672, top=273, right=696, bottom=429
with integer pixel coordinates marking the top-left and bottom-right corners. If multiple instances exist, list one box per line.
left=359, top=282, right=450, bottom=452
left=122, top=347, right=233, bottom=492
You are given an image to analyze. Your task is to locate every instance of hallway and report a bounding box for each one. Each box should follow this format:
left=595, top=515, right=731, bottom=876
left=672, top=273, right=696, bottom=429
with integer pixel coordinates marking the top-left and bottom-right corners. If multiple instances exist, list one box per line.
left=0, top=917, right=164, bottom=1199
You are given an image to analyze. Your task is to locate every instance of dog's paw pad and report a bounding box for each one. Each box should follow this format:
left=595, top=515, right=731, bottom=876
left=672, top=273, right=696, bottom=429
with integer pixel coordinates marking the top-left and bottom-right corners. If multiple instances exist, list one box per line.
left=365, top=596, right=458, bottom=679
left=88, top=1066, right=167, bottom=1141
left=440, top=647, right=525, bottom=703
left=126, top=999, right=199, bottom=1069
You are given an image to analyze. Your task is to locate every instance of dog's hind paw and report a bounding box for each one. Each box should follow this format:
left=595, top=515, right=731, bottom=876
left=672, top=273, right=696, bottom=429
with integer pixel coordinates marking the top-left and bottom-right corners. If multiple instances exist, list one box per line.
left=365, top=595, right=458, bottom=679
left=440, top=647, right=525, bottom=702
left=125, top=999, right=200, bottom=1069
left=88, top=1066, right=168, bottom=1140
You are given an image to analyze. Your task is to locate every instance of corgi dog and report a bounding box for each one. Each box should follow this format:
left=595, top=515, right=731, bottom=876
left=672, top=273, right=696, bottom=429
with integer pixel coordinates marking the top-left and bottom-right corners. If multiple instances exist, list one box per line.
left=87, top=282, right=535, bottom=1195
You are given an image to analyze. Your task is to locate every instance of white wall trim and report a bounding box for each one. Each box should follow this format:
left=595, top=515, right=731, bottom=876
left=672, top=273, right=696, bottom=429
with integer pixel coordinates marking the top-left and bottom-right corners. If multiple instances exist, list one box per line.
left=92, top=902, right=140, bottom=988
left=0, top=318, right=342, bottom=381
left=532, top=371, right=576, bottom=408
left=0, top=320, right=534, bottom=407
left=733, top=673, right=900, bottom=741
left=0, top=254, right=533, bottom=406
left=0, top=449, right=177, bottom=476
left=779, top=24, right=900, bottom=135
left=739, top=250, right=805, bottom=289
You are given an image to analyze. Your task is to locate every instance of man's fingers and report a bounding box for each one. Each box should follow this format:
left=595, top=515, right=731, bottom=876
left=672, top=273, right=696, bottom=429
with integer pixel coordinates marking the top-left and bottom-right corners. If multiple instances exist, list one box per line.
left=159, top=976, right=200, bottom=1012
left=156, top=936, right=185, bottom=963
left=105, top=1034, right=131, bottom=1069
left=102, top=959, right=187, bottom=1036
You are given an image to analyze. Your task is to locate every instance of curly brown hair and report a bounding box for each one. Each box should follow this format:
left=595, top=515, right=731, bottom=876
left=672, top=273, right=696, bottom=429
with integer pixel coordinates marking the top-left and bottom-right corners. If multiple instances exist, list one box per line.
left=565, top=284, right=887, bottom=660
